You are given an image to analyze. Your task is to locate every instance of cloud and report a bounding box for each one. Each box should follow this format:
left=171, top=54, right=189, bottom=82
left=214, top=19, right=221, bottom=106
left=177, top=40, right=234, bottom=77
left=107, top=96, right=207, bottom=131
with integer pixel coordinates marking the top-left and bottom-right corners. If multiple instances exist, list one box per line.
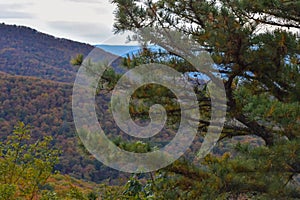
left=47, top=21, right=113, bottom=43
left=63, top=0, right=111, bottom=14
left=0, top=3, right=34, bottom=19
left=63, top=0, right=103, bottom=4
left=0, top=1, right=125, bottom=44
left=0, top=10, right=33, bottom=19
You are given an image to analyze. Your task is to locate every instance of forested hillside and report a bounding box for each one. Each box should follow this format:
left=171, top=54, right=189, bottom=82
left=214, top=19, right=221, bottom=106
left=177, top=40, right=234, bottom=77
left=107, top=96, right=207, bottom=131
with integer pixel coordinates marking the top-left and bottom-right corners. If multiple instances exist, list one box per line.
left=0, top=24, right=123, bottom=183
left=0, top=72, right=123, bottom=183
left=0, top=23, right=116, bottom=82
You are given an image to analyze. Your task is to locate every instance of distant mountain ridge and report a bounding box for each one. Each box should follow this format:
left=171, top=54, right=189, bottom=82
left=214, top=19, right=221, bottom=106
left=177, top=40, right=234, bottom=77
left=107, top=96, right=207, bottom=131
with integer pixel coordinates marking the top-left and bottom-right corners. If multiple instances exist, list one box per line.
left=0, top=23, right=117, bottom=83
left=96, top=44, right=165, bottom=57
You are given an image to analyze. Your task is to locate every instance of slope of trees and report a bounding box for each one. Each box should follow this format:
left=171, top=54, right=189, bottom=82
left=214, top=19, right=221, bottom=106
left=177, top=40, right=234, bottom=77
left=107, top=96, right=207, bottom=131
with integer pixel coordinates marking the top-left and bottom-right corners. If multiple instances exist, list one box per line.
left=0, top=23, right=117, bottom=83
left=0, top=72, right=122, bottom=183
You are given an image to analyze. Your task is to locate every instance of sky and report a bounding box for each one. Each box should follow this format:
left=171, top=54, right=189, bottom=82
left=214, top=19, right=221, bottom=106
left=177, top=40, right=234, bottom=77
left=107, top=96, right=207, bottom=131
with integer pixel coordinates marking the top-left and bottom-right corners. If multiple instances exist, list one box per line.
left=0, top=0, right=131, bottom=45
left=1, top=1, right=298, bottom=46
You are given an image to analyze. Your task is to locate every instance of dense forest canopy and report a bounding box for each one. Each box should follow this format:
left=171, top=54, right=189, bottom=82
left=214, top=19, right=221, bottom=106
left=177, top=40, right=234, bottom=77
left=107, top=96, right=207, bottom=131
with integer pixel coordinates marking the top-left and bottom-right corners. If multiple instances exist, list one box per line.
left=0, top=25, right=125, bottom=184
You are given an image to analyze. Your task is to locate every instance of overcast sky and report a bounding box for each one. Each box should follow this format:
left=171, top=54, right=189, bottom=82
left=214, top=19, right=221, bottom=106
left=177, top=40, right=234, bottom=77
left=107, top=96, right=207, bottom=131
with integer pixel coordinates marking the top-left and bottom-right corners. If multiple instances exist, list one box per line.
left=0, top=0, right=131, bottom=45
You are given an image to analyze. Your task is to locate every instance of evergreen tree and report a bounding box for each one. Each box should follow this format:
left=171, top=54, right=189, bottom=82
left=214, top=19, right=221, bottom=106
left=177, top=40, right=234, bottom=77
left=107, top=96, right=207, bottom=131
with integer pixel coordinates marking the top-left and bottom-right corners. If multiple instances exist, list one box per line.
left=106, top=0, right=300, bottom=198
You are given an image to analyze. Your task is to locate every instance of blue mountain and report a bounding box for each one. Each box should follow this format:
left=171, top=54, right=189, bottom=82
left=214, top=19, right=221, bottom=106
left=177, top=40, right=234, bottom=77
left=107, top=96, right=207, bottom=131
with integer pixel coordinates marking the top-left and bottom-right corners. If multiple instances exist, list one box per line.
left=96, top=44, right=164, bottom=57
